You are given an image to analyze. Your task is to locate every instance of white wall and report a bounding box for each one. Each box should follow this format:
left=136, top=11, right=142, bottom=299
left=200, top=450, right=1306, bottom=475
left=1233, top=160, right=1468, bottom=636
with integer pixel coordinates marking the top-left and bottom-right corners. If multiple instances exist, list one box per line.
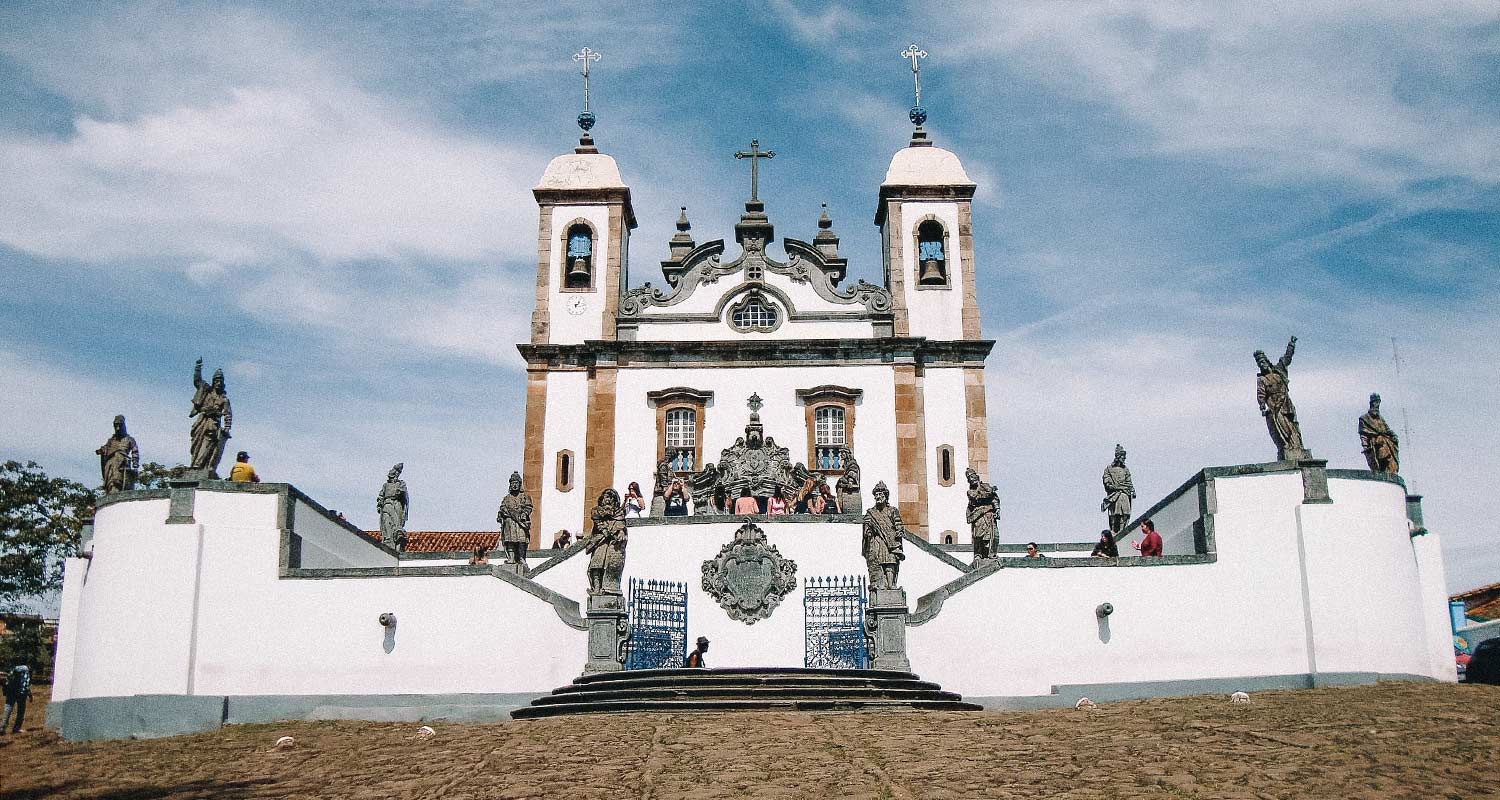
left=294, top=497, right=395, bottom=568
left=611, top=364, right=902, bottom=506
left=538, top=369, right=589, bottom=538
left=1412, top=529, right=1460, bottom=681
left=547, top=204, right=613, bottom=345
left=922, top=366, right=970, bottom=542
left=897, top=200, right=965, bottom=341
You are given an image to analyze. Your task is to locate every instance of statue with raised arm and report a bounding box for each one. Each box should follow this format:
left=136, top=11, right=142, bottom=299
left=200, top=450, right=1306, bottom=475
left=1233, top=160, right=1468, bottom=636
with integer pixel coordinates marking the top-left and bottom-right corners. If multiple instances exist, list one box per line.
left=1101, top=444, right=1136, bottom=536
left=377, top=463, right=408, bottom=550
left=584, top=488, right=627, bottom=595
left=1359, top=393, right=1400, bottom=474
left=965, top=467, right=999, bottom=562
left=861, top=482, right=906, bottom=590
left=496, top=471, right=533, bottom=572
left=188, top=358, right=233, bottom=477
left=836, top=448, right=862, bottom=515
left=1254, top=336, right=1309, bottom=461
left=97, top=414, right=140, bottom=494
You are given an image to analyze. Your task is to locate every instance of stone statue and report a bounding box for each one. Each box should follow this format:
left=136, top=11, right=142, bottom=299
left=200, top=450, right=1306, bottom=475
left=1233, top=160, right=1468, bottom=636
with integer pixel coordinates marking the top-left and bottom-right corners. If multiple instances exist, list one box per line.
left=689, top=462, right=720, bottom=514
left=584, top=488, right=627, bottom=595
left=496, top=471, right=533, bottom=572
left=1254, top=336, right=1308, bottom=461
left=1101, top=444, right=1136, bottom=536
left=188, top=358, right=233, bottom=478
left=1359, top=393, right=1400, bottom=474
left=965, top=467, right=999, bottom=562
left=835, top=448, right=861, bottom=515
left=651, top=454, right=672, bottom=516
left=376, top=463, right=408, bottom=550
left=96, top=414, right=140, bottom=494
left=861, top=482, right=906, bottom=590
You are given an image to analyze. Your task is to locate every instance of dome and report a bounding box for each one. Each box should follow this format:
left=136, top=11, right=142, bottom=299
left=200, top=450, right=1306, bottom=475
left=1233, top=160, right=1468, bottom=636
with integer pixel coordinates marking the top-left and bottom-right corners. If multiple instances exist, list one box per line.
left=535, top=152, right=627, bottom=191
left=881, top=145, right=974, bottom=187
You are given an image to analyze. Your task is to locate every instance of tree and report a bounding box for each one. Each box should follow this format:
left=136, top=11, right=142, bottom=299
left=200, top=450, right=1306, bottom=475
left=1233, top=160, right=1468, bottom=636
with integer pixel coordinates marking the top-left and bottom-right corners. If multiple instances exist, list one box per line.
left=0, top=461, right=94, bottom=609
left=135, top=461, right=188, bottom=489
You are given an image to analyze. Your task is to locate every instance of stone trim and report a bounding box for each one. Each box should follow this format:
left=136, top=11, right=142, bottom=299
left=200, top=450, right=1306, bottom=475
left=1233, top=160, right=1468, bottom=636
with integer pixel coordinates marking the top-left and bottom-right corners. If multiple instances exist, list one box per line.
left=875, top=185, right=977, bottom=224
left=645, top=386, right=715, bottom=406
left=522, top=369, right=548, bottom=548
left=963, top=367, right=989, bottom=478
left=893, top=363, right=929, bottom=538
left=957, top=202, right=981, bottom=340
left=797, top=386, right=860, bottom=476
left=555, top=449, right=575, bottom=492
left=722, top=287, right=787, bottom=333
left=582, top=366, right=618, bottom=534
left=531, top=187, right=637, bottom=228
left=557, top=217, right=600, bottom=293
left=625, top=513, right=861, bottom=527
left=900, top=529, right=971, bottom=572
left=909, top=214, right=953, bottom=290
left=531, top=208, right=553, bottom=343
left=654, top=398, right=706, bottom=474
left=964, top=672, right=1435, bottom=711
left=602, top=204, right=623, bottom=340
left=518, top=337, right=994, bottom=369
left=883, top=200, right=910, bottom=335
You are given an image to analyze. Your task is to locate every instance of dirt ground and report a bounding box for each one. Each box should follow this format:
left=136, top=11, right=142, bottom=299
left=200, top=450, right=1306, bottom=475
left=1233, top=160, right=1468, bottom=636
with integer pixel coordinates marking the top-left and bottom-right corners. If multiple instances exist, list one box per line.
left=2, top=681, right=1498, bottom=799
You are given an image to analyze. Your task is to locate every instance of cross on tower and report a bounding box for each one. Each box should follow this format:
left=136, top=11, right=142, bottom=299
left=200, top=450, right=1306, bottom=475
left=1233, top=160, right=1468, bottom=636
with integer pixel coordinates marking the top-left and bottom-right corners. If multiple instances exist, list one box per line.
left=901, top=43, right=928, bottom=107
left=747, top=393, right=764, bottom=414
left=734, top=139, right=776, bottom=202
left=573, top=47, right=601, bottom=112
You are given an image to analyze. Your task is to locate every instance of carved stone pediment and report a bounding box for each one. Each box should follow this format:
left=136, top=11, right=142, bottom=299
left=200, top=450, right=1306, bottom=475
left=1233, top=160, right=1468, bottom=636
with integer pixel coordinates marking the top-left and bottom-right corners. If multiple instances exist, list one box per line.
left=701, top=523, right=798, bottom=624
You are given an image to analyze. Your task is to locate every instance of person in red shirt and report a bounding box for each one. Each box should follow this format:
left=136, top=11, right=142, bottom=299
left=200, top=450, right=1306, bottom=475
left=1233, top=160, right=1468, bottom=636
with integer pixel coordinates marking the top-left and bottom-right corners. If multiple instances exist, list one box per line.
left=1134, top=519, right=1164, bottom=557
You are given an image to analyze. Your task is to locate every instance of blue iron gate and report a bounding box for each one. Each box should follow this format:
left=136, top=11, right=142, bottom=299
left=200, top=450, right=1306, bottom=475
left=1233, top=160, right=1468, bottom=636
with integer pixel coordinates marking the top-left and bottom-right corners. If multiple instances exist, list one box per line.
left=804, top=575, right=868, bottom=669
left=624, top=578, right=688, bottom=670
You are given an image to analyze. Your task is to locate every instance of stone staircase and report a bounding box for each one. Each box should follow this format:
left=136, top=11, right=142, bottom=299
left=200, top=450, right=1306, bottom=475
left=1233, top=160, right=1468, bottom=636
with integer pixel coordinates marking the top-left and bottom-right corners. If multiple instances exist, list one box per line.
left=511, top=667, right=983, bottom=719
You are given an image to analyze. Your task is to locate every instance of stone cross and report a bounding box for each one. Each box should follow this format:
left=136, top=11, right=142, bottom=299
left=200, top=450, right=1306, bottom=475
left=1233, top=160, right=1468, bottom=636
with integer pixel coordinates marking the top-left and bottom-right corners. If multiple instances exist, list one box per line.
left=734, top=139, right=776, bottom=201
left=747, top=392, right=764, bottom=414
left=573, top=47, right=601, bottom=112
left=902, top=43, right=927, bottom=107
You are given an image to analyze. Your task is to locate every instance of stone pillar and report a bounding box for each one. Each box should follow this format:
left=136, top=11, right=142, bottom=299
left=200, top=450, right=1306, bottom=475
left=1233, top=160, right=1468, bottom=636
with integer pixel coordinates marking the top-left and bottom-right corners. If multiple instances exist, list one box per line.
left=1406, top=494, right=1427, bottom=536
left=584, top=594, right=628, bottom=675
left=868, top=588, right=911, bottom=672
left=1298, top=459, right=1331, bottom=504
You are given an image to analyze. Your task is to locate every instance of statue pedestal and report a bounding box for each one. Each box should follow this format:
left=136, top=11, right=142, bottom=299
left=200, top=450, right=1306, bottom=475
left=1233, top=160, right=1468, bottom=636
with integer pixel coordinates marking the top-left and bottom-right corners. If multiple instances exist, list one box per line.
left=868, top=588, right=910, bottom=672
left=584, top=593, right=628, bottom=675
left=649, top=496, right=666, bottom=517
left=499, top=561, right=529, bottom=577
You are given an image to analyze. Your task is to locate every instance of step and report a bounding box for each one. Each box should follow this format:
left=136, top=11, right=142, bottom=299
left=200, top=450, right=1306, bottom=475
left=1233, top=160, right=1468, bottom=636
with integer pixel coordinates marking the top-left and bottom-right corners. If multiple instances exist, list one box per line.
left=550, top=674, right=943, bottom=695
left=530, top=686, right=967, bottom=706
left=512, top=697, right=984, bottom=720
left=571, top=666, right=919, bottom=684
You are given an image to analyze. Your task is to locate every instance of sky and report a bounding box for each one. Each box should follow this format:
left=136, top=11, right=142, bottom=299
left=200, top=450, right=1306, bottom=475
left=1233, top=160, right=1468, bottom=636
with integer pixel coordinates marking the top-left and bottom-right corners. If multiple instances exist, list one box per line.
left=2, top=1, right=1498, bottom=598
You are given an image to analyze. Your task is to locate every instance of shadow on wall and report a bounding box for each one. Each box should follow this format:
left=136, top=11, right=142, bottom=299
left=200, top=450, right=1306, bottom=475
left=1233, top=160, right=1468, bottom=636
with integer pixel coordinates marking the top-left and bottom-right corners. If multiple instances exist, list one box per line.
left=1096, top=602, right=1113, bottom=644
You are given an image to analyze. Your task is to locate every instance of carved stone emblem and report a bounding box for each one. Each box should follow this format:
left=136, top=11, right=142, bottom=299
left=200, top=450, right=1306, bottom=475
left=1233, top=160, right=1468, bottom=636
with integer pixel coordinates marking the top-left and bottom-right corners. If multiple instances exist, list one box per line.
left=701, top=523, right=798, bottom=624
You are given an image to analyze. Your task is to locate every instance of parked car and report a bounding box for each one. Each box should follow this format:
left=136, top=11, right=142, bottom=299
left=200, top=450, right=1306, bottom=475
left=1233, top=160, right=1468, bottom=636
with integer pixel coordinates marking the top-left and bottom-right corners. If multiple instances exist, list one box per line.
left=1466, top=638, right=1500, bottom=685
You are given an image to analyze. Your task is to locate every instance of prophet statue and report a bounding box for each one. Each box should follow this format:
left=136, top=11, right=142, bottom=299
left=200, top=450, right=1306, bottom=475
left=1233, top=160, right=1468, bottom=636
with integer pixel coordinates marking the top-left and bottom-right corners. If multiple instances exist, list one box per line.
left=188, top=358, right=232, bottom=477
left=861, top=482, right=906, bottom=590
left=1101, top=444, right=1135, bottom=536
left=965, top=467, right=999, bottom=562
left=585, top=488, right=627, bottom=595
left=97, top=415, right=140, bottom=494
left=496, top=471, right=534, bottom=572
left=1358, top=393, right=1400, bottom=474
left=377, top=463, right=409, bottom=550
left=1254, top=336, right=1308, bottom=461
left=835, top=448, right=862, bottom=515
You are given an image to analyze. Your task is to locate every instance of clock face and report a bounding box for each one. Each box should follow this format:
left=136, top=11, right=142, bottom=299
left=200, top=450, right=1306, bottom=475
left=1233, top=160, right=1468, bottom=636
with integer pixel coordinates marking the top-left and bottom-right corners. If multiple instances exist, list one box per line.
left=566, top=297, right=587, bottom=316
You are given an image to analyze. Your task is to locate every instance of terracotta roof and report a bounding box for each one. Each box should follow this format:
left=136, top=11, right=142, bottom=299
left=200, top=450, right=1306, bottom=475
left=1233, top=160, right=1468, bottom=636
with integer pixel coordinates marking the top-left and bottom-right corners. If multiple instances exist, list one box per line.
left=1452, top=582, right=1500, bottom=623
left=1468, top=597, right=1500, bottom=623
left=361, top=531, right=499, bottom=553
left=1452, top=581, right=1500, bottom=602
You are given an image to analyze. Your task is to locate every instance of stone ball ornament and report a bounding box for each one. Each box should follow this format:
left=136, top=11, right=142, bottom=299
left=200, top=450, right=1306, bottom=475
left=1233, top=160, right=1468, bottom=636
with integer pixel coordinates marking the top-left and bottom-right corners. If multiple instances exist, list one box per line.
left=908, top=105, right=927, bottom=126
left=577, top=111, right=597, bottom=131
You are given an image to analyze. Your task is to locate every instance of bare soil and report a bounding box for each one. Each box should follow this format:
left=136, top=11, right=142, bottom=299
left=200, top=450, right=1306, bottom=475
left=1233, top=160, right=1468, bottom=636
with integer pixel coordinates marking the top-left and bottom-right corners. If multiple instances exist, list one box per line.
left=3, top=682, right=1499, bottom=799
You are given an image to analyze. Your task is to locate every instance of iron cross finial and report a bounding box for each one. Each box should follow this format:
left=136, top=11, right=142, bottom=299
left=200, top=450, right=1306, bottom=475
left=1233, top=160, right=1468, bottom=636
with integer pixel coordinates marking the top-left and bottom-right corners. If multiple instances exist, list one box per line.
left=747, top=393, right=764, bottom=414
left=901, top=43, right=928, bottom=107
left=734, top=139, right=776, bottom=202
left=573, top=47, right=601, bottom=112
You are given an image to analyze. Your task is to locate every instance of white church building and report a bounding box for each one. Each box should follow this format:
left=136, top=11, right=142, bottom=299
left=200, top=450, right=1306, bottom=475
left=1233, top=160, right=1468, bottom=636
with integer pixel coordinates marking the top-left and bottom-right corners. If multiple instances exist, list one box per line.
left=44, top=118, right=1457, bottom=740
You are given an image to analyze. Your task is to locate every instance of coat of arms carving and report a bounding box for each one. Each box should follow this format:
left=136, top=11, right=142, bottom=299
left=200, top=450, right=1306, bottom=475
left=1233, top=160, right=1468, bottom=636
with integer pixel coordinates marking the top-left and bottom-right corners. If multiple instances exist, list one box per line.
left=701, top=523, right=798, bottom=624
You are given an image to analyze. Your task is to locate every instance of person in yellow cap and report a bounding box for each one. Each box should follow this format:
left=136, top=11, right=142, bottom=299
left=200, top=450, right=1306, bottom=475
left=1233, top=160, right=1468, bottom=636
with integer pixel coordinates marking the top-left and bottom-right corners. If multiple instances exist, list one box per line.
left=228, top=451, right=260, bottom=483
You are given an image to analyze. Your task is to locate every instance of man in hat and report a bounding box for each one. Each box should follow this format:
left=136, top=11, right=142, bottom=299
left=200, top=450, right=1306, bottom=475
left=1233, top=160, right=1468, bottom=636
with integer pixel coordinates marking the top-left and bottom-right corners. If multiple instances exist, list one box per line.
left=685, top=636, right=710, bottom=668
left=229, top=451, right=260, bottom=483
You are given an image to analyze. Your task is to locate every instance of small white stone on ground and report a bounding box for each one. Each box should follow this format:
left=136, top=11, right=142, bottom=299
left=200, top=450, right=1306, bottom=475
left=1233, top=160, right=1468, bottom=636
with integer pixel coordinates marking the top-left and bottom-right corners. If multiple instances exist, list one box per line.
left=273, top=736, right=295, bottom=749
left=416, top=725, right=436, bottom=738
left=1231, top=691, right=1250, bottom=703
left=1075, top=698, right=1097, bottom=709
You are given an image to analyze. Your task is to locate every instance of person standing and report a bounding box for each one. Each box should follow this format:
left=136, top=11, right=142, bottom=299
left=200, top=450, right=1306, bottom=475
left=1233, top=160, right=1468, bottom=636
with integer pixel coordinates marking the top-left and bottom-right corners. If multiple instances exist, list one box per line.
left=767, top=488, right=788, bottom=515
left=96, top=414, right=140, bottom=493
left=1135, top=519, right=1163, bottom=557
left=2, top=665, right=31, bottom=734
left=228, top=451, right=260, bottom=483
left=624, top=482, right=646, bottom=518
left=732, top=487, right=759, bottom=515
left=664, top=480, right=690, bottom=517
left=685, top=636, right=710, bottom=668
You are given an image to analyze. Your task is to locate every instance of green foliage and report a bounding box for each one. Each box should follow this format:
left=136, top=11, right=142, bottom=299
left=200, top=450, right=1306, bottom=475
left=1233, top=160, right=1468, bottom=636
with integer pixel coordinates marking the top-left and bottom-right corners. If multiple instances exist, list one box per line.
left=0, top=461, right=94, bottom=608
left=135, top=461, right=188, bottom=489
left=0, top=616, right=44, bottom=674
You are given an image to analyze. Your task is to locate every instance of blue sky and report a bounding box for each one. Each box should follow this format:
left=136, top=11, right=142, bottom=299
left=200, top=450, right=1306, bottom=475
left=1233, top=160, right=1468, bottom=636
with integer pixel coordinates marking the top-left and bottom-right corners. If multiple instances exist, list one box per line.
left=2, top=1, right=1498, bottom=595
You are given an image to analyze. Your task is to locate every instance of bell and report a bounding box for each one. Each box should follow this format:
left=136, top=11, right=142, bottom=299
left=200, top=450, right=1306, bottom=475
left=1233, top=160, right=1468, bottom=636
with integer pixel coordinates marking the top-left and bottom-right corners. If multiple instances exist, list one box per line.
left=567, top=257, right=591, bottom=285
left=919, top=258, right=945, bottom=285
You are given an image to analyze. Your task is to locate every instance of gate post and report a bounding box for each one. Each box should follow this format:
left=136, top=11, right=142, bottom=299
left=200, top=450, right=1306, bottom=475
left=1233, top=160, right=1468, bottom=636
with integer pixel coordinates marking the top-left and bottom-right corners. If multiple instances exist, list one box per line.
left=584, top=593, right=628, bottom=675
left=868, top=587, right=911, bottom=671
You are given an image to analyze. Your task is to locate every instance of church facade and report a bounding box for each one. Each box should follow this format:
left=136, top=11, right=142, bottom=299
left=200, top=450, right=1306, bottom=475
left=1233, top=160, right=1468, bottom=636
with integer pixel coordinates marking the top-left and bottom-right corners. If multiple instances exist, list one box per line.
left=520, top=130, right=991, bottom=545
